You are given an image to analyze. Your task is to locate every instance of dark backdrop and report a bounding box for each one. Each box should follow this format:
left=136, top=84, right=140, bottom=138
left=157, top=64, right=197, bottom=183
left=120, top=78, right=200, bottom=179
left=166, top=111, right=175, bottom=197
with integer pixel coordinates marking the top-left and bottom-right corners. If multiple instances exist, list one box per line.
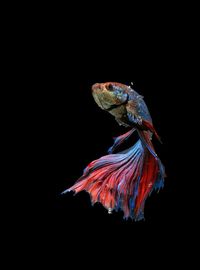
left=32, top=6, right=191, bottom=265
left=39, top=49, right=184, bottom=236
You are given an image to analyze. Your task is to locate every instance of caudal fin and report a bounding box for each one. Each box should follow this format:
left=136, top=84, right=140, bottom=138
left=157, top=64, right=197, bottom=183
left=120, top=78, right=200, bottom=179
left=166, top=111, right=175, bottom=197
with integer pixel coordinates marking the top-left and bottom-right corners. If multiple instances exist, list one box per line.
left=63, top=130, right=165, bottom=220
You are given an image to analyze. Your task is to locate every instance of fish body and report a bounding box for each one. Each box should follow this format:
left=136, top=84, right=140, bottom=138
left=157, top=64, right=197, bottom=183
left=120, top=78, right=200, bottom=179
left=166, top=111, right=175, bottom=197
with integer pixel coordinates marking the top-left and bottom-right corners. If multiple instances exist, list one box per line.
left=63, top=82, right=165, bottom=220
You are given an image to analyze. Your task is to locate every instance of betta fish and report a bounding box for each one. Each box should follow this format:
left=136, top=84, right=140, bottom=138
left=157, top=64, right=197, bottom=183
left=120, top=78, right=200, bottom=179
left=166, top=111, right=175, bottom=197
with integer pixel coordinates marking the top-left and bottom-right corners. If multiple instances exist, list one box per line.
left=62, top=82, right=165, bottom=220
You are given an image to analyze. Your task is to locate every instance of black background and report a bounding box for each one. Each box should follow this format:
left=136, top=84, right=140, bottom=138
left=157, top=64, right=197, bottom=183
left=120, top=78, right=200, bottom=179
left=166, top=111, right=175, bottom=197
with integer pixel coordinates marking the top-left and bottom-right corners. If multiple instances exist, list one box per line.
left=28, top=4, right=194, bottom=265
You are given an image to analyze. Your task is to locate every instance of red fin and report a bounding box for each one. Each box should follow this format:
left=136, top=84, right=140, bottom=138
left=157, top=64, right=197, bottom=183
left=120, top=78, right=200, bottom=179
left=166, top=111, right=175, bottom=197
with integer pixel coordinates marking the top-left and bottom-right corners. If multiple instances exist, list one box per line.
left=134, top=148, right=159, bottom=217
left=142, top=119, right=162, bottom=143
left=108, top=128, right=136, bottom=153
left=138, top=130, right=158, bottom=158
left=64, top=136, right=165, bottom=220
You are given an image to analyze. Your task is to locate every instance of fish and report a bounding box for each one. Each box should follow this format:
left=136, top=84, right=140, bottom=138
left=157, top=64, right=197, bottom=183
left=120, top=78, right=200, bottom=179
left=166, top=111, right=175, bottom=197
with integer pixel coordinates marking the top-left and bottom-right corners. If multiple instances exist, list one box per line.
left=62, top=82, right=165, bottom=220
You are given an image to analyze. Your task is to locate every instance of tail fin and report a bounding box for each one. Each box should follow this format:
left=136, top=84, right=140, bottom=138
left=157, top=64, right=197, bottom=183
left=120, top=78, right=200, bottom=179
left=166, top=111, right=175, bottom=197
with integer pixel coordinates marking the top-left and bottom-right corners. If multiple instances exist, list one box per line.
left=63, top=130, right=165, bottom=220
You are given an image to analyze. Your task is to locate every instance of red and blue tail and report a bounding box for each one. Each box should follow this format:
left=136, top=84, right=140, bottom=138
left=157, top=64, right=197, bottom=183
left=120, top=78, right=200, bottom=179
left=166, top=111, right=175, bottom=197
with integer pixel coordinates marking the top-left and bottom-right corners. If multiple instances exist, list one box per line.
left=63, top=129, right=165, bottom=220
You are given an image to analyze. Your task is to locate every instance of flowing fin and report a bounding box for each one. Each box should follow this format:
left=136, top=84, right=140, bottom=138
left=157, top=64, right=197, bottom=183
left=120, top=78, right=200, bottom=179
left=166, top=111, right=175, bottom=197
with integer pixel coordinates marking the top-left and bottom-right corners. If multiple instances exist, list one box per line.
left=142, top=119, right=162, bottom=143
left=108, top=128, right=136, bottom=154
left=63, top=133, right=165, bottom=221
left=138, top=130, right=158, bottom=158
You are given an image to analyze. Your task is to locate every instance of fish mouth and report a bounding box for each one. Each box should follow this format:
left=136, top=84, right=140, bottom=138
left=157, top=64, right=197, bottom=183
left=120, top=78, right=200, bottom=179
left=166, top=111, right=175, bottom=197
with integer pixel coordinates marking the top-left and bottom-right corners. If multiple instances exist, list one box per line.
left=92, top=90, right=107, bottom=110
left=91, top=83, right=108, bottom=110
left=92, top=83, right=102, bottom=92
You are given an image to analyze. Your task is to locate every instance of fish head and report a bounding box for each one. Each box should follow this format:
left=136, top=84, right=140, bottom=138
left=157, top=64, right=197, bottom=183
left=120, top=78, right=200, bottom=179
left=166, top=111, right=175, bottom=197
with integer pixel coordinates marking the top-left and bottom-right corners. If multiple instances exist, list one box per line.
left=91, top=82, right=129, bottom=111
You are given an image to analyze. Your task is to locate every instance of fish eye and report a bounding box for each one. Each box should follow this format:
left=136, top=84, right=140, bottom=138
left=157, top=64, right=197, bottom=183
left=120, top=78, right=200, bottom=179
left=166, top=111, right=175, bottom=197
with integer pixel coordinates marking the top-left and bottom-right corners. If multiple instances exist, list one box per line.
left=107, top=84, right=114, bottom=91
